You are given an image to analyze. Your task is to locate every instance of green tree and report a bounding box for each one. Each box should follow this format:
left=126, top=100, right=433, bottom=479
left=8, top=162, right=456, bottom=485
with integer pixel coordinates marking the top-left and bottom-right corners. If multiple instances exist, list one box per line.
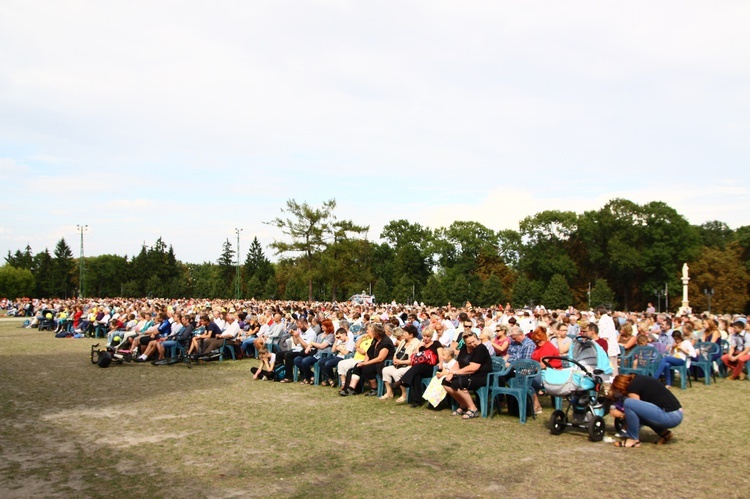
left=447, top=273, right=473, bottom=306
left=5, top=245, right=33, bottom=270
left=512, top=274, right=535, bottom=308
left=518, top=210, right=579, bottom=284
left=381, top=220, right=432, bottom=293
left=542, top=274, right=573, bottom=310
left=321, top=219, right=369, bottom=301
left=85, top=254, right=129, bottom=297
left=421, top=274, right=446, bottom=306
left=373, top=278, right=390, bottom=304
left=697, top=220, right=734, bottom=249
left=268, top=198, right=337, bottom=301
left=32, top=249, right=53, bottom=297
left=244, top=236, right=274, bottom=288
left=52, top=238, right=75, bottom=297
left=0, top=265, right=35, bottom=299
left=392, top=275, right=415, bottom=304
left=217, top=238, right=236, bottom=297
left=590, top=278, right=616, bottom=309
left=263, top=275, right=278, bottom=300
left=246, top=274, right=263, bottom=299
left=478, top=273, right=505, bottom=308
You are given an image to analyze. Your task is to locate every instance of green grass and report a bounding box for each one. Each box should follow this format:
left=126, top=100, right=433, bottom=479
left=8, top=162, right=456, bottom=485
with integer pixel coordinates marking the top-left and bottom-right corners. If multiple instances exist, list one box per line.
left=1, top=318, right=748, bottom=498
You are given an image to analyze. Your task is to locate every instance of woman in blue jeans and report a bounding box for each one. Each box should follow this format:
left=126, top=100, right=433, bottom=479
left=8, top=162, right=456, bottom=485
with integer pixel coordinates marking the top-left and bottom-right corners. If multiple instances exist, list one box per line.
left=653, top=330, right=696, bottom=388
left=608, top=373, right=683, bottom=448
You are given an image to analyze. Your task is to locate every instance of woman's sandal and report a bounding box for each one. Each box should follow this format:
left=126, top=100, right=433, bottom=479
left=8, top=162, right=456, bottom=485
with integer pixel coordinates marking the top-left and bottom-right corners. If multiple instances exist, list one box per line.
left=656, top=430, right=673, bottom=445
left=451, top=408, right=466, bottom=416
left=279, top=379, right=291, bottom=383
left=395, top=396, right=407, bottom=404
left=462, top=409, right=479, bottom=420
left=614, top=439, right=641, bottom=448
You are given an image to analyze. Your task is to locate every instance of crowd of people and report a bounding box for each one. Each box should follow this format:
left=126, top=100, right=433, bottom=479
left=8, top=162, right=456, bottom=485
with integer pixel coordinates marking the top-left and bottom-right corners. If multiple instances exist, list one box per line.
left=5, top=296, right=749, bottom=442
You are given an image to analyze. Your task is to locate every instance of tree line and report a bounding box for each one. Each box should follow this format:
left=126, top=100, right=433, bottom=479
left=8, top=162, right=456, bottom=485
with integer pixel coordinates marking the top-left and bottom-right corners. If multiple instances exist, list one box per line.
left=2, top=198, right=749, bottom=313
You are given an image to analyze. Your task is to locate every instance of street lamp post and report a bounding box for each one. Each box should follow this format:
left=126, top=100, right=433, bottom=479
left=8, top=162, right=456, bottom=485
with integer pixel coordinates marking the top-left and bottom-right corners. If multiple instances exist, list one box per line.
left=76, top=224, right=88, bottom=298
left=703, top=288, right=715, bottom=314
left=655, top=290, right=663, bottom=314
left=234, top=228, right=243, bottom=300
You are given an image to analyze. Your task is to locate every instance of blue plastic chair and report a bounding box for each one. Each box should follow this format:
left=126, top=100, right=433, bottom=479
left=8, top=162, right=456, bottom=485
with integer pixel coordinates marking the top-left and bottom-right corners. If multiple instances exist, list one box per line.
left=313, top=351, right=334, bottom=385
left=487, top=359, right=540, bottom=423
left=477, top=357, right=506, bottom=418
left=718, top=339, right=730, bottom=378
left=664, top=358, right=692, bottom=389
left=692, top=342, right=720, bottom=385
left=620, top=346, right=661, bottom=377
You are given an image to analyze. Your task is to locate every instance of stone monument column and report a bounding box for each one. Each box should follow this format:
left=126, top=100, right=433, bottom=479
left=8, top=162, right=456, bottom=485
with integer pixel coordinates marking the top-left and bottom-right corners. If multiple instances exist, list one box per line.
left=680, top=263, right=690, bottom=314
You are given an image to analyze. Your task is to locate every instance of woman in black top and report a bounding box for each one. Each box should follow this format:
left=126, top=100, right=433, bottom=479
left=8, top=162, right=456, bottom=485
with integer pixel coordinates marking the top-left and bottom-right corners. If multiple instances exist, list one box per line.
left=442, top=331, right=492, bottom=419
left=339, top=323, right=394, bottom=396
left=399, top=326, right=443, bottom=407
left=608, top=373, right=684, bottom=448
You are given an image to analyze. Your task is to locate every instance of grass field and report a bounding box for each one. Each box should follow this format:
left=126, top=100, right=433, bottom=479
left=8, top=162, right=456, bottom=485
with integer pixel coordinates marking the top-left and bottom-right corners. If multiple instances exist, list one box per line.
left=1, top=319, right=748, bottom=498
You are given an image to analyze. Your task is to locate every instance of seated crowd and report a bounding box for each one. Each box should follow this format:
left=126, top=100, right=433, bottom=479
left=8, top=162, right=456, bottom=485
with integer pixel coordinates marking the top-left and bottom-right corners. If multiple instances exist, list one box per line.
left=12, top=297, right=750, bottom=430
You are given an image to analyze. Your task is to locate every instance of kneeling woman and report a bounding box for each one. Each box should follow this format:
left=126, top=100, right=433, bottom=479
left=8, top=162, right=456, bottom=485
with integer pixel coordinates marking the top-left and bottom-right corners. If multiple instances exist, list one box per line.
left=608, top=373, right=683, bottom=448
left=442, top=331, right=493, bottom=419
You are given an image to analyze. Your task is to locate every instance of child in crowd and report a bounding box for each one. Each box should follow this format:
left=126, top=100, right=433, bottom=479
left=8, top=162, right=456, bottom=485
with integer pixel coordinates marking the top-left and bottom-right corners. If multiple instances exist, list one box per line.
left=251, top=347, right=276, bottom=381
left=436, top=348, right=457, bottom=378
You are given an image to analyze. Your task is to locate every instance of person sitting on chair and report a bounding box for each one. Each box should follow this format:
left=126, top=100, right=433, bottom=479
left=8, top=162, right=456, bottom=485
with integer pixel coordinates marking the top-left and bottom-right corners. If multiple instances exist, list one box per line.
left=441, top=331, right=493, bottom=419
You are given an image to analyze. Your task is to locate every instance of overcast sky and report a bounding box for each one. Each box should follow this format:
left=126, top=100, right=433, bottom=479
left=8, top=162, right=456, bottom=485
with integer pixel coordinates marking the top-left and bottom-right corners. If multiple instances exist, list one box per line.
left=1, top=1, right=748, bottom=264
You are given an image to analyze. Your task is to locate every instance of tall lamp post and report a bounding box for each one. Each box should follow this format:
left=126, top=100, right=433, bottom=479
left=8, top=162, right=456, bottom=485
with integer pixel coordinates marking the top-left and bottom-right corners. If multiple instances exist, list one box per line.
left=703, top=288, right=714, bottom=314
left=234, top=228, right=243, bottom=300
left=76, top=224, right=88, bottom=298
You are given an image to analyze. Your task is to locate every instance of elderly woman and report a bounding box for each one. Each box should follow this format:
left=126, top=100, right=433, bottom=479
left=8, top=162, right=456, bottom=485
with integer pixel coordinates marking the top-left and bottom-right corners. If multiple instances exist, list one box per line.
left=380, top=325, right=421, bottom=401
left=339, top=323, right=394, bottom=396
left=442, top=331, right=493, bottom=419
left=608, top=373, right=683, bottom=447
left=399, top=326, right=443, bottom=408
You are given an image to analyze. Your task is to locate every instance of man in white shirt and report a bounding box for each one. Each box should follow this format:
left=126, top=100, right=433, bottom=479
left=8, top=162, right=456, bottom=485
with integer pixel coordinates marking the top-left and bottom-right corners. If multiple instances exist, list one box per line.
left=594, top=306, right=619, bottom=375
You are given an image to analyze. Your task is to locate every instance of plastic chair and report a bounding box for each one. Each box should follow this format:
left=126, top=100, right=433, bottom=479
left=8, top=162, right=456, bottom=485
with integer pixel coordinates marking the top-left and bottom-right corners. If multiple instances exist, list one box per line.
left=313, top=351, right=334, bottom=385
left=692, top=342, right=720, bottom=385
left=620, top=346, right=661, bottom=377
left=94, top=323, right=108, bottom=338
left=377, top=360, right=393, bottom=396
left=665, top=359, right=692, bottom=390
left=477, top=357, right=506, bottom=418
left=718, top=339, right=730, bottom=378
left=487, top=359, right=540, bottom=423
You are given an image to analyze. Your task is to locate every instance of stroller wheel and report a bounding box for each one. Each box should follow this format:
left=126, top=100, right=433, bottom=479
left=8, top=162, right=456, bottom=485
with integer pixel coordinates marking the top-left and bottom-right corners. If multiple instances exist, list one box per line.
left=550, top=410, right=567, bottom=435
left=588, top=415, right=605, bottom=442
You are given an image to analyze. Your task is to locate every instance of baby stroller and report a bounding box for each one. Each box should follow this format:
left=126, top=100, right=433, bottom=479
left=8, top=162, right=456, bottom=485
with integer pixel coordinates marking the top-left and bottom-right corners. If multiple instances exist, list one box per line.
left=541, top=336, right=613, bottom=442
left=38, top=310, right=56, bottom=331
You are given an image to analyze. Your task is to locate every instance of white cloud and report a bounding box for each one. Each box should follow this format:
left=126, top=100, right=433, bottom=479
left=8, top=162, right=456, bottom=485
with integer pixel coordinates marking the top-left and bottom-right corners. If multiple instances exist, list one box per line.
left=0, top=1, right=748, bottom=262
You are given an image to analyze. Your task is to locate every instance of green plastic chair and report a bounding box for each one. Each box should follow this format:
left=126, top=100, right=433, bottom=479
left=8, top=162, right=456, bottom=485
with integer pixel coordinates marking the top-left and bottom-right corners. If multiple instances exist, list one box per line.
left=487, top=359, right=540, bottom=423
left=620, top=346, right=661, bottom=377
left=692, top=342, right=720, bottom=385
